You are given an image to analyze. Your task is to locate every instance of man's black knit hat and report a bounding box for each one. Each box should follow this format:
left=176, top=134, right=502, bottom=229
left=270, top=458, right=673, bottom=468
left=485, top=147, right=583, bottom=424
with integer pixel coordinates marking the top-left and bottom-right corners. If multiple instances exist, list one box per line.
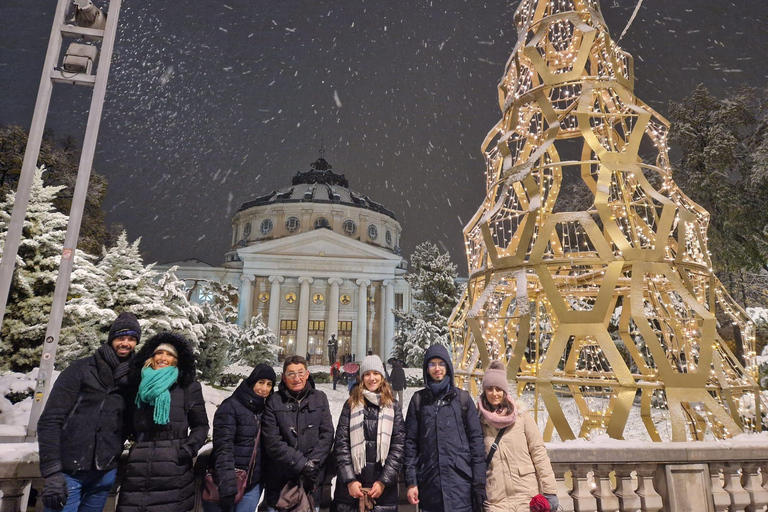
left=107, top=312, right=141, bottom=344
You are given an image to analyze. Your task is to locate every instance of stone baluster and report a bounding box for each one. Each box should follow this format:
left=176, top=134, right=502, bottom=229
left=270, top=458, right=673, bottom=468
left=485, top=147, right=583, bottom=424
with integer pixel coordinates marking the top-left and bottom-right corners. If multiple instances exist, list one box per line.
left=569, top=466, right=598, bottom=512
left=635, top=465, right=663, bottom=512
left=742, top=462, right=768, bottom=512
left=0, top=478, right=31, bottom=512
left=710, top=466, right=732, bottom=512
left=614, top=466, right=642, bottom=512
left=762, top=460, right=768, bottom=493
left=552, top=464, right=575, bottom=512
left=720, top=463, right=752, bottom=511
left=591, top=464, right=619, bottom=512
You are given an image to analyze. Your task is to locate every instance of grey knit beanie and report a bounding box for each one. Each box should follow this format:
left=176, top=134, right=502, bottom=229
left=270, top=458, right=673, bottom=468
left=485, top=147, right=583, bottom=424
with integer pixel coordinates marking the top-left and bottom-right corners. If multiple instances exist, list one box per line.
left=360, top=355, right=386, bottom=377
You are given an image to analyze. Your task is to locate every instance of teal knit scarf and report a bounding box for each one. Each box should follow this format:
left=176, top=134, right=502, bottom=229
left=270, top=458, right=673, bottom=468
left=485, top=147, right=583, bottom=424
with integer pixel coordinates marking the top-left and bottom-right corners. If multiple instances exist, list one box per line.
left=136, top=366, right=179, bottom=425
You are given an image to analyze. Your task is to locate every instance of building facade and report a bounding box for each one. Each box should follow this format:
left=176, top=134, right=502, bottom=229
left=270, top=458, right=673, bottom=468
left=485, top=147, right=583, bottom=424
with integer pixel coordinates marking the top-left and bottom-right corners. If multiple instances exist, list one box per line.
left=161, top=156, right=410, bottom=364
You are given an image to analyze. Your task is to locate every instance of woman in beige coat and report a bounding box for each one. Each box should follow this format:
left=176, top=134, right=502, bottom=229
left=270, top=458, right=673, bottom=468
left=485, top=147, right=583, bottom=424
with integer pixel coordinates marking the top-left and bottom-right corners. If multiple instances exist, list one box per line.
left=478, top=360, right=558, bottom=512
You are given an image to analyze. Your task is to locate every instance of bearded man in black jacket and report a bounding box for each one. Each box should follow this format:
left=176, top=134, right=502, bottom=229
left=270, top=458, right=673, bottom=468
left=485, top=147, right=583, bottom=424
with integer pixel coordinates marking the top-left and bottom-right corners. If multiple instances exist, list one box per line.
left=37, top=312, right=141, bottom=512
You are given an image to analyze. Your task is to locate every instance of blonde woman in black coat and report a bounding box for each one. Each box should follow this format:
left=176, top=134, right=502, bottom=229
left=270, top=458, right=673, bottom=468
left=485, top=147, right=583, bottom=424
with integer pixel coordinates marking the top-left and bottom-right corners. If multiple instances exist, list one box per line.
left=333, top=355, right=406, bottom=512
left=117, top=333, right=209, bottom=512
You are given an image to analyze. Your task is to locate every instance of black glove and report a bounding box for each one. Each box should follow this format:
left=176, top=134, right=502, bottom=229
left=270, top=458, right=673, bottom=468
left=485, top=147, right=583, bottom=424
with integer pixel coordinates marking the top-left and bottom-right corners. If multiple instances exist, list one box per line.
left=41, top=472, right=69, bottom=511
left=300, top=459, right=320, bottom=484
left=218, top=494, right=236, bottom=512
left=471, top=484, right=487, bottom=512
left=544, top=493, right=559, bottom=511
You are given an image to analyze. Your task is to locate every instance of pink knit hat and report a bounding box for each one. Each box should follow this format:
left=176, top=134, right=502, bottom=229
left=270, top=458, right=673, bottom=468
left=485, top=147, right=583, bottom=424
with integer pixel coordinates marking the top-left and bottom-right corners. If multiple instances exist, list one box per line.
left=482, top=360, right=509, bottom=394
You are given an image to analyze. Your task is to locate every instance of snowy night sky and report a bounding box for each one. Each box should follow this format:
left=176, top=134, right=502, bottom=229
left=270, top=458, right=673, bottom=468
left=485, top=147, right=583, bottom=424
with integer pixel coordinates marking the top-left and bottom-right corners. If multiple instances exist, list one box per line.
left=0, top=0, right=766, bottom=272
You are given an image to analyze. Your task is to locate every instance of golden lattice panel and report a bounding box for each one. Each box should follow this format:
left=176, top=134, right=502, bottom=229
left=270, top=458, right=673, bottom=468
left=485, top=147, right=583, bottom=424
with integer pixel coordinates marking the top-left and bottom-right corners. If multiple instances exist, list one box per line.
left=450, top=0, right=764, bottom=442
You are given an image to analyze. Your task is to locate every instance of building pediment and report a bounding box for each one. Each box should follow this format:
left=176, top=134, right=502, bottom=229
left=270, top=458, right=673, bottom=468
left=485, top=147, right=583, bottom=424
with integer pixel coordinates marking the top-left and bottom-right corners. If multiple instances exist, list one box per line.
left=237, top=229, right=402, bottom=262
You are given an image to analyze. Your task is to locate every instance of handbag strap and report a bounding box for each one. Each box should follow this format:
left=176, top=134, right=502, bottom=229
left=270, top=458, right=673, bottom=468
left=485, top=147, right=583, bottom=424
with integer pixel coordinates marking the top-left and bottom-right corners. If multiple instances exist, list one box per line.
left=485, top=427, right=507, bottom=466
left=246, top=422, right=261, bottom=482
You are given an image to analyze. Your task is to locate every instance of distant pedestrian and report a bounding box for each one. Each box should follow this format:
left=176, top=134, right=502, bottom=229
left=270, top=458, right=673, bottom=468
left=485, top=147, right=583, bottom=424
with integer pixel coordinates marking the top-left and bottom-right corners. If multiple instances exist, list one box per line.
left=479, top=360, right=557, bottom=512
left=333, top=355, right=406, bottom=512
left=347, top=369, right=359, bottom=395
left=117, top=333, right=209, bottom=512
left=331, top=361, right=341, bottom=391
left=389, top=359, right=406, bottom=405
left=38, top=312, right=140, bottom=512
left=404, top=344, right=487, bottom=512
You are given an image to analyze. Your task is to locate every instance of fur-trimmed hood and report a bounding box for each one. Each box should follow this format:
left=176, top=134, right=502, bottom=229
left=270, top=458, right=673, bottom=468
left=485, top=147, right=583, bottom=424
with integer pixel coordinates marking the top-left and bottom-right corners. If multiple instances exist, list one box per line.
left=130, top=332, right=197, bottom=386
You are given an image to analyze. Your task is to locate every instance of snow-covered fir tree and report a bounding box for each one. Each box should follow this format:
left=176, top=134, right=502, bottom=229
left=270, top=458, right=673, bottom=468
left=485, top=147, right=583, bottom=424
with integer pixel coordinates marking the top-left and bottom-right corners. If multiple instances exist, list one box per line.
left=0, top=167, right=109, bottom=371
left=234, top=314, right=279, bottom=367
left=195, top=281, right=240, bottom=381
left=393, top=242, right=457, bottom=364
left=156, top=267, right=206, bottom=345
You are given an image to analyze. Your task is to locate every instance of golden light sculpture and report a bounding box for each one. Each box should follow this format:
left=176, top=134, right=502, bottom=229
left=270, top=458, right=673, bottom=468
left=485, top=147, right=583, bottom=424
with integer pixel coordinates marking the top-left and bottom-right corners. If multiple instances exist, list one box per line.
left=449, top=0, right=765, bottom=442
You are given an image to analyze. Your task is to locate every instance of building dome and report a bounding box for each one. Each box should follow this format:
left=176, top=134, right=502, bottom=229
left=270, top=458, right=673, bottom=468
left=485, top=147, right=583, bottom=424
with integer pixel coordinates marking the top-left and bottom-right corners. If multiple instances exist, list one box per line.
left=226, top=157, right=402, bottom=264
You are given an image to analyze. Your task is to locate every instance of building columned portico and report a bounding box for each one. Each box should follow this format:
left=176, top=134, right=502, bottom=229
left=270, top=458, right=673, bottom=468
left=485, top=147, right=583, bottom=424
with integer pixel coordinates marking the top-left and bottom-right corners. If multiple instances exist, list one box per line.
left=161, top=156, right=410, bottom=364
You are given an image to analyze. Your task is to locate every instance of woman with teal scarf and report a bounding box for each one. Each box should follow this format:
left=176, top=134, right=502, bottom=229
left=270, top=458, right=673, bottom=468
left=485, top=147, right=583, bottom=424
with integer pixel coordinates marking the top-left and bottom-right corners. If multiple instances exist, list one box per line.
left=117, top=333, right=209, bottom=512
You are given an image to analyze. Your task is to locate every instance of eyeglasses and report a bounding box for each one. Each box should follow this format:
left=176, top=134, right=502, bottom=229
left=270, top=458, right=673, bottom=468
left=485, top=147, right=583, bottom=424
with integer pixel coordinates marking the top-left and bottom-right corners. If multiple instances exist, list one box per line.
left=285, top=371, right=307, bottom=379
left=428, top=361, right=447, bottom=369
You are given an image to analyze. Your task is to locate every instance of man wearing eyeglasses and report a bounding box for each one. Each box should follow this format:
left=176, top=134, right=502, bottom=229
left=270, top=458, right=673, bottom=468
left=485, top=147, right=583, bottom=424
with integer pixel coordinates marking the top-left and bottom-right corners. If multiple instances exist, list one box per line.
left=404, top=344, right=487, bottom=512
left=261, top=355, right=334, bottom=512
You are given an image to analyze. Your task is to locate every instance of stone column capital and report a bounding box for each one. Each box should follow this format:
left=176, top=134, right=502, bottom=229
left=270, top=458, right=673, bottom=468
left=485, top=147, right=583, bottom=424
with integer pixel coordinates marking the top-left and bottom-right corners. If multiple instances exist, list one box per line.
left=328, top=277, right=344, bottom=287
left=382, top=279, right=394, bottom=287
left=356, top=278, right=371, bottom=287
left=298, top=276, right=314, bottom=285
left=240, top=273, right=256, bottom=283
left=268, top=275, right=285, bottom=284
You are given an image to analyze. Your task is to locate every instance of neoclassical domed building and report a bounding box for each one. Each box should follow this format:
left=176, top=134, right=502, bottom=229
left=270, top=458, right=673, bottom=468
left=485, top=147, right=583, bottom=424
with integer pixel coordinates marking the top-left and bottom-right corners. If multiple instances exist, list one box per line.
left=163, top=156, right=410, bottom=364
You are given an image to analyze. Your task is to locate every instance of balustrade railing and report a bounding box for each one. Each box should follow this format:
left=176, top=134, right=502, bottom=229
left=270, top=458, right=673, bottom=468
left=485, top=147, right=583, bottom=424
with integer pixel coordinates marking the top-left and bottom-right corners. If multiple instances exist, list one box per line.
left=1, top=440, right=767, bottom=511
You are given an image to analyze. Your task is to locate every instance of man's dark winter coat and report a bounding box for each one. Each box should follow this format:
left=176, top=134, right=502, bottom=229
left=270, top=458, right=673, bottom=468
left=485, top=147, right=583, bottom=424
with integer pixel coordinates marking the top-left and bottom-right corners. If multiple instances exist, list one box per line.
left=37, top=349, right=133, bottom=477
left=261, top=376, right=334, bottom=508
left=209, top=380, right=266, bottom=498
left=333, top=398, right=406, bottom=512
left=116, top=333, right=209, bottom=512
left=389, top=362, right=406, bottom=392
left=404, top=344, right=486, bottom=512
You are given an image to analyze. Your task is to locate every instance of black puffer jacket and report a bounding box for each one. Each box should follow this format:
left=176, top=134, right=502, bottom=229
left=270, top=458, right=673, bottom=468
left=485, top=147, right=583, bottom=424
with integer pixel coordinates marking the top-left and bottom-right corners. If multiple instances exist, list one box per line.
left=389, top=363, right=406, bottom=392
left=210, top=380, right=266, bottom=498
left=261, top=377, right=334, bottom=507
left=38, top=346, right=133, bottom=477
left=404, top=345, right=486, bottom=512
left=116, top=333, right=209, bottom=512
left=333, top=398, right=406, bottom=512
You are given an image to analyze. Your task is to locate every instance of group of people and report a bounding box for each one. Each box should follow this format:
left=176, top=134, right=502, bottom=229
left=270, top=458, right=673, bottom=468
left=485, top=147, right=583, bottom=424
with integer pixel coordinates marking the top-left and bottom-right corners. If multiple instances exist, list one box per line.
left=38, top=312, right=559, bottom=512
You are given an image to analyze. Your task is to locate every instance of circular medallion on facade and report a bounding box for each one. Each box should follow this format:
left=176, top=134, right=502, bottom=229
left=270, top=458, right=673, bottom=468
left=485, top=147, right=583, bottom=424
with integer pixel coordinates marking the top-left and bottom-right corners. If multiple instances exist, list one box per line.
left=285, top=292, right=297, bottom=304
left=343, top=219, right=357, bottom=236
left=258, top=292, right=270, bottom=303
left=243, top=222, right=252, bottom=238
left=368, top=224, right=378, bottom=240
left=340, top=294, right=351, bottom=305
left=260, top=218, right=274, bottom=235
left=285, top=216, right=300, bottom=233
left=314, top=217, right=330, bottom=229
left=385, top=229, right=392, bottom=245
left=313, top=293, right=325, bottom=304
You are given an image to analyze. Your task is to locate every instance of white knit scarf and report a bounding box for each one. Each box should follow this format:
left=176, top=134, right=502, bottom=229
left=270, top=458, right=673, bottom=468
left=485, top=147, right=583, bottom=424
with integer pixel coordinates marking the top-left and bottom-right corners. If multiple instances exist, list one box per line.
left=349, top=390, right=394, bottom=475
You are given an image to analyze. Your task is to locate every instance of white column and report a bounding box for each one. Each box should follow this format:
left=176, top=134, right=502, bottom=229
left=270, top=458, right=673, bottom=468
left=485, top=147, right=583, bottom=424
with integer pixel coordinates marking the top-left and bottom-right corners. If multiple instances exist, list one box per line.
left=355, top=279, right=370, bottom=361
left=267, top=275, right=284, bottom=336
left=383, top=280, right=396, bottom=359
left=327, top=278, right=343, bottom=362
left=238, top=273, right=255, bottom=326
left=297, top=276, right=314, bottom=359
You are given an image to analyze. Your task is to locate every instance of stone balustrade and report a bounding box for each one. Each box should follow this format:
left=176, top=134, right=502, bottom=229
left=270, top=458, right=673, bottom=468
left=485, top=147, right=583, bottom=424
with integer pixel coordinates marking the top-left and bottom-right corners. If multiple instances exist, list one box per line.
left=1, top=439, right=767, bottom=511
